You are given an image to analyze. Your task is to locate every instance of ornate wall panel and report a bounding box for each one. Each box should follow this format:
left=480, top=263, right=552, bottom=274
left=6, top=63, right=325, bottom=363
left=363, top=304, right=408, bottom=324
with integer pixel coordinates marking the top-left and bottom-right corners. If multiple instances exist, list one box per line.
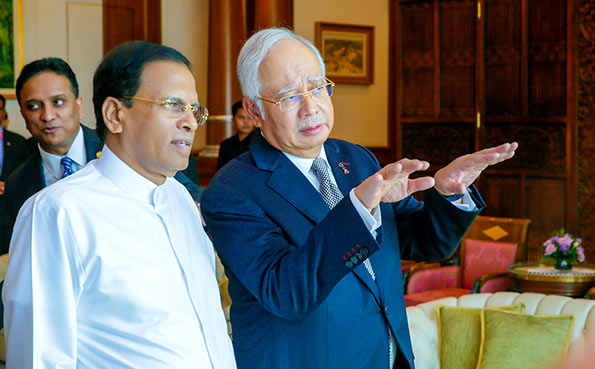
left=577, top=0, right=595, bottom=262
left=525, top=178, right=567, bottom=262
left=528, top=0, right=567, bottom=116
left=401, top=123, right=475, bottom=166
left=440, top=0, right=475, bottom=118
left=485, top=0, right=521, bottom=117
left=401, top=2, right=434, bottom=117
left=483, top=123, right=566, bottom=172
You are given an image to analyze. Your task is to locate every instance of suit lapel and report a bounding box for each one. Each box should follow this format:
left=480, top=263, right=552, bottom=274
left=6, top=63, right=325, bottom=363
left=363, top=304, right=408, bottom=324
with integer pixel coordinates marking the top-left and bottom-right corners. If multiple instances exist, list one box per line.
left=251, top=132, right=330, bottom=224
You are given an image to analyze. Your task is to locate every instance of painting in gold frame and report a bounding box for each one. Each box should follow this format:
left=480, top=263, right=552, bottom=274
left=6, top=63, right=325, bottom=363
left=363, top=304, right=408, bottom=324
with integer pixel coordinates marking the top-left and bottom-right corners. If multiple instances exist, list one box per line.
left=315, top=22, right=374, bottom=85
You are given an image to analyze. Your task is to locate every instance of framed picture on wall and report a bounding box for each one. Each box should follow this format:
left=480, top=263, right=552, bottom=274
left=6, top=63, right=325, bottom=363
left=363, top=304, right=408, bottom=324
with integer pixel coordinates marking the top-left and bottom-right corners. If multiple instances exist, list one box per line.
left=0, top=0, right=23, bottom=99
left=315, top=22, right=374, bottom=85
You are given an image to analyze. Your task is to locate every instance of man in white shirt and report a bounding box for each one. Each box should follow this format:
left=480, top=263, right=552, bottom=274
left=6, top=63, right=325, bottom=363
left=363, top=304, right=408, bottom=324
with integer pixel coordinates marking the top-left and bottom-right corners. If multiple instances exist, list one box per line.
left=0, top=57, right=202, bottom=255
left=3, top=41, right=236, bottom=368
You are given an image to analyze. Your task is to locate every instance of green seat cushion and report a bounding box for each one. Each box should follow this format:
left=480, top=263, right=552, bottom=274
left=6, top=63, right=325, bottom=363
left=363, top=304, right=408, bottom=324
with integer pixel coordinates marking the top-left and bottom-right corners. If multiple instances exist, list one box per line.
left=437, top=303, right=525, bottom=369
left=477, top=309, right=574, bottom=369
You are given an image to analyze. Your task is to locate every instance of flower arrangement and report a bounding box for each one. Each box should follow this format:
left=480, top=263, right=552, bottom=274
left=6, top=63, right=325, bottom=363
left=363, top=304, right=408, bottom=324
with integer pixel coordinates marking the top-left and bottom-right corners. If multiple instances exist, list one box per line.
left=542, top=228, right=584, bottom=270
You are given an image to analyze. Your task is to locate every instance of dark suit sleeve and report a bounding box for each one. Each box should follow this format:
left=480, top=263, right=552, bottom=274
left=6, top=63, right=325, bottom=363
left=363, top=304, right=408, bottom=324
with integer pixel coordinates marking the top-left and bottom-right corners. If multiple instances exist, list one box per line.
left=173, top=171, right=202, bottom=202
left=201, top=184, right=380, bottom=320
left=391, top=186, right=484, bottom=261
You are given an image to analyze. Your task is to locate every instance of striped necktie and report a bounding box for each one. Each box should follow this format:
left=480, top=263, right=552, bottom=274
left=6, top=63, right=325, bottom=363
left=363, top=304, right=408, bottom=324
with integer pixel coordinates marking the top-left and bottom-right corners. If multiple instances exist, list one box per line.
left=61, top=156, right=75, bottom=178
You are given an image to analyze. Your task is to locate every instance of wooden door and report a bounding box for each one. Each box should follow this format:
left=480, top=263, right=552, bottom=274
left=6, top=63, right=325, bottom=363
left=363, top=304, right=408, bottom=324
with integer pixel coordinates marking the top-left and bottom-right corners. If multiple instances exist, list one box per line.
left=391, top=0, right=579, bottom=262
left=103, top=0, right=161, bottom=54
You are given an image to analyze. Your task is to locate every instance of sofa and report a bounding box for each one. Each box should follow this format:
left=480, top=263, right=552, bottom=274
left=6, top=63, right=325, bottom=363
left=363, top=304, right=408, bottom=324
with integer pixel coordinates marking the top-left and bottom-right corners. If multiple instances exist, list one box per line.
left=406, top=292, right=595, bottom=369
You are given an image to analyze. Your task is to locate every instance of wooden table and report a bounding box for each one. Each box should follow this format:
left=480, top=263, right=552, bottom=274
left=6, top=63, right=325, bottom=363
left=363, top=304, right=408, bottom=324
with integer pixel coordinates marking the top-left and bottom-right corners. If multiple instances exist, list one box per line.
left=507, top=263, right=595, bottom=297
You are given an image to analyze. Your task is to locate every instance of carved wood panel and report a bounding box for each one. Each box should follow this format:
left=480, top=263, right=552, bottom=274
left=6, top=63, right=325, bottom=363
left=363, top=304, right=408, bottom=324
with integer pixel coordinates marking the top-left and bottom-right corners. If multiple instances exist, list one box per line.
left=528, top=0, right=567, bottom=116
left=577, top=0, right=595, bottom=262
left=440, top=0, right=476, bottom=118
left=483, top=123, right=566, bottom=172
left=485, top=0, right=521, bottom=117
left=402, top=123, right=475, bottom=167
left=401, top=2, right=434, bottom=117
left=392, top=0, right=582, bottom=261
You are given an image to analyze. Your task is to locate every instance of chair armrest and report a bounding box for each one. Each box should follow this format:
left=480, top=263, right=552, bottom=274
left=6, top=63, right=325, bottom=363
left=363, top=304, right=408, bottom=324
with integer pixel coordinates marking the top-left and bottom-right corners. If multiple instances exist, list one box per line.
left=403, top=263, right=440, bottom=292
left=471, top=272, right=510, bottom=294
left=585, top=286, right=595, bottom=300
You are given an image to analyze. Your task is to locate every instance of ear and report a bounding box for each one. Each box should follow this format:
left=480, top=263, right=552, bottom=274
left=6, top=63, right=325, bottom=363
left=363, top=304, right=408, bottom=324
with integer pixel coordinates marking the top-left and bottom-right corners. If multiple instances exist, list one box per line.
left=242, top=97, right=263, bottom=128
left=76, top=96, right=83, bottom=121
left=102, top=97, right=124, bottom=134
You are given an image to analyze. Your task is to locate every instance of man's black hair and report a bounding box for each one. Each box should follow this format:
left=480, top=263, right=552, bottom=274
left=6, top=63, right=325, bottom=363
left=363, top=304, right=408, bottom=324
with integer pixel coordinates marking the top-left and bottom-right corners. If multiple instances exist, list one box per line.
left=93, top=40, right=192, bottom=140
left=15, top=58, right=79, bottom=106
left=232, top=100, right=244, bottom=117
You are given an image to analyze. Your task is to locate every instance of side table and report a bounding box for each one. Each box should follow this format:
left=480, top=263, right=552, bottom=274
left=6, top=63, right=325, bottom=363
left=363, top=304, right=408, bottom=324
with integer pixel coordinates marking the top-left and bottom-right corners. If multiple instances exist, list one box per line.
left=506, top=263, right=595, bottom=297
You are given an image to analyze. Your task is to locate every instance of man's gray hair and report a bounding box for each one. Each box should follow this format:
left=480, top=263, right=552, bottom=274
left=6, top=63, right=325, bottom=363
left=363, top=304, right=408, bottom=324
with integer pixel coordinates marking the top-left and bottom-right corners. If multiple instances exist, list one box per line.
left=237, top=27, right=326, bottom=117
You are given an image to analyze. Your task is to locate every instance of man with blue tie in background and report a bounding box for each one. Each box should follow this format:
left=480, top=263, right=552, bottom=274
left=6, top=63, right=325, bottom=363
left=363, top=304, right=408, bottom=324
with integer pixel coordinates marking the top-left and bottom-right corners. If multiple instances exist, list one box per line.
left=201, top=27, right=518, bottom=369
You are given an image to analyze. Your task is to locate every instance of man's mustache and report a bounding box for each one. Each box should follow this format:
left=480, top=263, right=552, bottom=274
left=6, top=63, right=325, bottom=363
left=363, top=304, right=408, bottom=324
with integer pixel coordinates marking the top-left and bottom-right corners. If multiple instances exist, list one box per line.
left=297, top=115, right=327, bottom=131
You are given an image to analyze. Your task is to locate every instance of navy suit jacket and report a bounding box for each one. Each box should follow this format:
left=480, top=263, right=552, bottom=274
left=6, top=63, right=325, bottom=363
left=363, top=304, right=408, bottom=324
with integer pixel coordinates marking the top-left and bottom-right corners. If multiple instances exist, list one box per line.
left=201, top=131, right=485, bottom=369
left=0, top=125, right=202, bottom=254
left=1, top=129, right=30, bottom=181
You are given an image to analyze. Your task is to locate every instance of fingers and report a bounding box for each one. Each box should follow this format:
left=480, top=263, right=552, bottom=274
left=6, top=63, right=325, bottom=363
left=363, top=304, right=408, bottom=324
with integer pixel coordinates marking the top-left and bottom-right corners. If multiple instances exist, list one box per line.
left=382, top=159, right=429, bottom=181
left=408, top=176, right=435, bottom=194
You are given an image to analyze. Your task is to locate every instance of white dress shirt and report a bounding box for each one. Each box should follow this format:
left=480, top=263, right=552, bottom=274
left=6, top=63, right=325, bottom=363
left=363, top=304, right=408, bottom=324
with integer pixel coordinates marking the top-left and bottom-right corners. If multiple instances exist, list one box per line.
left=39, top=125, right=87, bottom=186
left=3, top=145, right=236, bottom=369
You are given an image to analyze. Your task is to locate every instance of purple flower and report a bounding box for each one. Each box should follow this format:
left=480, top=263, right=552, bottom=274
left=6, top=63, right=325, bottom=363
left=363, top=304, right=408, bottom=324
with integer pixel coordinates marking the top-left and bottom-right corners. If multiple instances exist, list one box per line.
left=577, top=247, right=585, bottom=263
left=558, top=234, right=573, bottom=250
left=544, top=243, right=557, bottom=256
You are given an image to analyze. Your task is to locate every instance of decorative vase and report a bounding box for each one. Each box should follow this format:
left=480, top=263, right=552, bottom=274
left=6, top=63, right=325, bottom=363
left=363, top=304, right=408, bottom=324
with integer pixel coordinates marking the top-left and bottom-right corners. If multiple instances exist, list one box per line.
left=555, top=258, right=572, bottom=271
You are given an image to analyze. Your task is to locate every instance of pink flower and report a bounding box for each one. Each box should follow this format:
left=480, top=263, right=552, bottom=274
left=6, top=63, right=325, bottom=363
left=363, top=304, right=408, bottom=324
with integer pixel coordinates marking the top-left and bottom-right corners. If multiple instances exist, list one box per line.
left=544, top=243, right=557, bottom=256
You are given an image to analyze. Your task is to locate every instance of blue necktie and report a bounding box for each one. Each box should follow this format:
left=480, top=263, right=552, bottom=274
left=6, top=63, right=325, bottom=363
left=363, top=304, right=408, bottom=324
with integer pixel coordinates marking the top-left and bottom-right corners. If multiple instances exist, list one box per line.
left=61, top=156, right=75, bottom=178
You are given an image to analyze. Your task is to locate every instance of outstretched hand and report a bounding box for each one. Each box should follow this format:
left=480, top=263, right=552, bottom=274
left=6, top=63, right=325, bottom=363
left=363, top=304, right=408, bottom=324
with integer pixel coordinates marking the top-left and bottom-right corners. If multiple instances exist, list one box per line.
left=354, top=159, right=435, bottom=209
left=434, top=142, right=518, bottom=195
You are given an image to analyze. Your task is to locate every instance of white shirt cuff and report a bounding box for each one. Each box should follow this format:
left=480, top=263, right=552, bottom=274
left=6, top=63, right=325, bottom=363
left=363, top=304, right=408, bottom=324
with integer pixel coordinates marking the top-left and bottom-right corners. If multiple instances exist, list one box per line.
left=450, top=189, right=477, bottom=212
left=349, top=189, right=382, bottom=238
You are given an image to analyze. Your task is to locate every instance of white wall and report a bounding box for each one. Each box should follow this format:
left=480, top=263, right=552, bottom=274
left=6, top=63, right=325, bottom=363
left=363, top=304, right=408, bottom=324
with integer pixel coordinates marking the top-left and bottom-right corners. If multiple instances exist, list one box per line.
left=294, top=0, right=390, bottom=147
left=6, top=0, right=210, bottom=152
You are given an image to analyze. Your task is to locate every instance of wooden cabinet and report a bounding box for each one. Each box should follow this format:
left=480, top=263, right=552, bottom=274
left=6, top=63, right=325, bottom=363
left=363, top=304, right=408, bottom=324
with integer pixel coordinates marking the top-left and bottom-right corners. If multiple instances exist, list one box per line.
left=390, top=0, right=579, bottom=262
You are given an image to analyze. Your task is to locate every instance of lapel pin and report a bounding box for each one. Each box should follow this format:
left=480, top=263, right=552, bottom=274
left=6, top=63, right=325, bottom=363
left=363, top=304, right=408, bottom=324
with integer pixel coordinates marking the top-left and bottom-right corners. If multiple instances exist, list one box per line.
left=338, top=162, right=350, bottom=174
left=96, top=151, right=102, bottom=159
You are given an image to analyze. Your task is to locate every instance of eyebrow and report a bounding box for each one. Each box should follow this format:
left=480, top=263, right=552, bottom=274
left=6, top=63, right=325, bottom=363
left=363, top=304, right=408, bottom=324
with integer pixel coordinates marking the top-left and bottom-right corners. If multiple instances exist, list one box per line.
left=274, top=76, right=326, bottom=98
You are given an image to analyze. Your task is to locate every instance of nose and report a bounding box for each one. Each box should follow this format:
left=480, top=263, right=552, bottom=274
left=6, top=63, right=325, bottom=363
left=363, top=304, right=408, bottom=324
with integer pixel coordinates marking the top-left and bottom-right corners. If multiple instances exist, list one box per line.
left=178, top=109, right=199, bottom=133
left=299, top=92, right=318, bottom=117
left=40, top=105, right=56, bottom=122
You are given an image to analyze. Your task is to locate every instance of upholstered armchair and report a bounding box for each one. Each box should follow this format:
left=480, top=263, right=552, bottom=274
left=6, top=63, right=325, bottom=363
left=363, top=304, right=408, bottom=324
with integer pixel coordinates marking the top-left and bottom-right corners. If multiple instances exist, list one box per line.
left=403, top=216, right=531, bottom=307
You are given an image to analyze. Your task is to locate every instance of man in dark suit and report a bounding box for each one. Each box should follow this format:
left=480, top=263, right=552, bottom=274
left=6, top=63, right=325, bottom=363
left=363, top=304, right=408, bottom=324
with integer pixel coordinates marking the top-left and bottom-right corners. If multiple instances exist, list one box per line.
left=0, top=94, right=30, bottom=196
left=216, top=100, right=255, bottom=170
left=201, top=28, right=518, bottom=369
left=0, top=57, right=202, bottom=255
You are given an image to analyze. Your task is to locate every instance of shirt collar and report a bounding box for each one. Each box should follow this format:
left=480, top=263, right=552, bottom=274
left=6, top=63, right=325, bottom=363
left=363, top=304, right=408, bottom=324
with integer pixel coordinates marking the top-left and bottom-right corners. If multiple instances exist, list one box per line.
left=283, top=146, right=330, bottom=178
left=94, top=144, right=161, bottom=205
left=38, top=125, right=87, bottom=178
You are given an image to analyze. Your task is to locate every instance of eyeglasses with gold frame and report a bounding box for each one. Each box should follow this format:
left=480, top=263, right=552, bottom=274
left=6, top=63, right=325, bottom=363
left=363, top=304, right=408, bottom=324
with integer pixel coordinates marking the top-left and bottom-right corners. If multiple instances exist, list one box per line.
left=257, top=78, right=335, bottom=112
left=122, top=96, right=209, bottom=126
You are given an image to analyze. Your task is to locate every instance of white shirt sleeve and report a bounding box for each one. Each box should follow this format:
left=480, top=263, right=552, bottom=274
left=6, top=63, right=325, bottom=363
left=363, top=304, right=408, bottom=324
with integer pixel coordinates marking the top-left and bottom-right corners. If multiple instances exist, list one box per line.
left=3, top=198, right=81, bottom=368
left=449, top=189, right=477, bottom=212
left=349, top=188, right=382, bottom=238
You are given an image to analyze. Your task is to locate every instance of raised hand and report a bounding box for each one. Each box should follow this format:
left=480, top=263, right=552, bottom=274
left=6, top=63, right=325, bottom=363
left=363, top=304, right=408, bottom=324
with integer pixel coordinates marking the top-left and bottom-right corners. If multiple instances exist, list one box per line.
left=434, top=142, right=518, bottom=195
left=354, top=158, right=435, bottom=209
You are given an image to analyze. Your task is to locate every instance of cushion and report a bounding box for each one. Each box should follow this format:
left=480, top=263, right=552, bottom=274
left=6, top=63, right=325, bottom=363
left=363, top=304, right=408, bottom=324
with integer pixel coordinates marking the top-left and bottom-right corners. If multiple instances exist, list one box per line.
left=462, top=239, right=517, bottom=289
left=477, top=309, right=574, bottom=369
left=437, top=303, right=526, bottom=369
